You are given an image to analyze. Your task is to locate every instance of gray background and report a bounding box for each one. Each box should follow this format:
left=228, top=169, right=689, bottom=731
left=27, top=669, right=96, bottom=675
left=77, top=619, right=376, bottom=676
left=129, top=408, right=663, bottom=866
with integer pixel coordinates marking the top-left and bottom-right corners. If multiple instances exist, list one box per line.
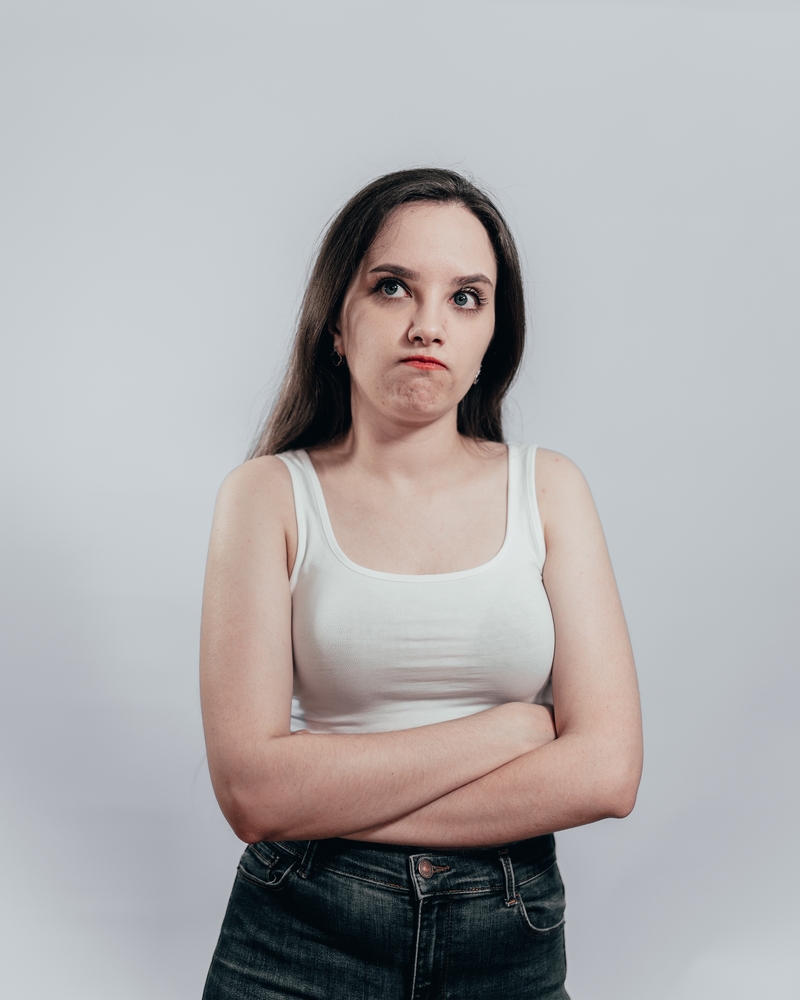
left=1, top=0, right=798, bottom=997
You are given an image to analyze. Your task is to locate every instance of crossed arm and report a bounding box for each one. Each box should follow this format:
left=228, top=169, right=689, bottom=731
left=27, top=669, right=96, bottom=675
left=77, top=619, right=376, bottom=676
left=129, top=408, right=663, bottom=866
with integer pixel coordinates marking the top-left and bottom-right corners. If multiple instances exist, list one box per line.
left=200, top=450, right=642, bottom=848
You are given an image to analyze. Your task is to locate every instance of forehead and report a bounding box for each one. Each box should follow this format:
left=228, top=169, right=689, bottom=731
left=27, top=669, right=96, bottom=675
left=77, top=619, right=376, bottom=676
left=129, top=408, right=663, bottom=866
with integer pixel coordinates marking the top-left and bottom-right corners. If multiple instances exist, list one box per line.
left=363, top=202, right=497, bottom=279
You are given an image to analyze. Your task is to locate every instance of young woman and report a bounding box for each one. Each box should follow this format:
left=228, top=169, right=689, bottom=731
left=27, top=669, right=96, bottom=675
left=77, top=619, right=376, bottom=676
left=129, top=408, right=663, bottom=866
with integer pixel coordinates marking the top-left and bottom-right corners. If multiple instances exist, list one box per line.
left=200, top=168, right=642, bottom=999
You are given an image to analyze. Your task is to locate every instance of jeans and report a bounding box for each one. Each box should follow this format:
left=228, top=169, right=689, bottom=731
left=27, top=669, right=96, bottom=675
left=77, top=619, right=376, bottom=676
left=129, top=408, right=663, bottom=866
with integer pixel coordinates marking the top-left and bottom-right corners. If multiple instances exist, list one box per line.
left=203, top=834, right=569, bottom=999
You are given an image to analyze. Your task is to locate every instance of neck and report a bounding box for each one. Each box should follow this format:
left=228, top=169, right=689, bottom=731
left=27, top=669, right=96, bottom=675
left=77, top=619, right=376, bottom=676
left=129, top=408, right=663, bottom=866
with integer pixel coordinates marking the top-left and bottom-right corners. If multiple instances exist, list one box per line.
left=335, top=406, right=473, bottom=483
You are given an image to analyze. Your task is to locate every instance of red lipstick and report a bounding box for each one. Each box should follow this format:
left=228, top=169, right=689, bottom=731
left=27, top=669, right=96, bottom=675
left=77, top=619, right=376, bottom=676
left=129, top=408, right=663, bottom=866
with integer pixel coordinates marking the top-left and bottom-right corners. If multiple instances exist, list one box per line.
left=402, top=355, right=447, bottom=371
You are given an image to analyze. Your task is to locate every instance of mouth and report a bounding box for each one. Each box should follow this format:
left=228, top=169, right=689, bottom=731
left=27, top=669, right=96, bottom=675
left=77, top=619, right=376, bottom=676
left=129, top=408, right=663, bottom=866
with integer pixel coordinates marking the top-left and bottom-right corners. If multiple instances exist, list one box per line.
left=401, top=355, right=448, bottom=371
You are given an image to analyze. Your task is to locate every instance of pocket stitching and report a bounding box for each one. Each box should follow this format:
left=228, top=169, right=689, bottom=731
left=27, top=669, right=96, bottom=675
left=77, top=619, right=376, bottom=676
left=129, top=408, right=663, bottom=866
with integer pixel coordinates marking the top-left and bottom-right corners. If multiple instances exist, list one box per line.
left=246, top=844, right=281, bottom=870
left=515, top=860, right=566, bottom=937
left=237, top=857, right=297, bottom=892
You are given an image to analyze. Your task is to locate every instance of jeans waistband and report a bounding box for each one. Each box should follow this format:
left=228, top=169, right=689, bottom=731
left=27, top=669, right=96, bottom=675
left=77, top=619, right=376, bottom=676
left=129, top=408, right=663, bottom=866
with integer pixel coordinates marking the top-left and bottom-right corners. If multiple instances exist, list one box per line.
left=269, top=834, right=557, bottom=903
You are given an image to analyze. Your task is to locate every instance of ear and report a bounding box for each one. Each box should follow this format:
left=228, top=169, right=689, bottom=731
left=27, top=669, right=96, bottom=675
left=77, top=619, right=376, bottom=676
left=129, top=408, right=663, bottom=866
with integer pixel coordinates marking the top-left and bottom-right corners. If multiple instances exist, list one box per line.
left=328, top=317, right=344, bottom=355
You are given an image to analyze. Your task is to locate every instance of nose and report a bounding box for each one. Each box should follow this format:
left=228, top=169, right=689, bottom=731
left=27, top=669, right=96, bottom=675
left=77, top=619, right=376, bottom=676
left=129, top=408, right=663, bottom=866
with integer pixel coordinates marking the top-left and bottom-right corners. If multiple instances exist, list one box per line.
left=407, top=299, right=445, bottom=346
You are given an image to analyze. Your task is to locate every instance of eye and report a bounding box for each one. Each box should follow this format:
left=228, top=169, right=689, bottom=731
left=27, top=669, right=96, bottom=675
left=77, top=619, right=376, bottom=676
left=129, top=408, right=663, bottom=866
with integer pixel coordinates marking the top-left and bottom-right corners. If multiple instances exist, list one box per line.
left=378, top=278, right=409, bottom=299
left=452, top=289, right=481, bottom=309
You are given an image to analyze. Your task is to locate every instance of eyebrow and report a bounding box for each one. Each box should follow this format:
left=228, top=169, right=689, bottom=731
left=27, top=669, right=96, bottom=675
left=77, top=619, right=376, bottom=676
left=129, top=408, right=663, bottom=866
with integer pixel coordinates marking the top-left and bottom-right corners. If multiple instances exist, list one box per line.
left=368, top=263, right=494, bottom=288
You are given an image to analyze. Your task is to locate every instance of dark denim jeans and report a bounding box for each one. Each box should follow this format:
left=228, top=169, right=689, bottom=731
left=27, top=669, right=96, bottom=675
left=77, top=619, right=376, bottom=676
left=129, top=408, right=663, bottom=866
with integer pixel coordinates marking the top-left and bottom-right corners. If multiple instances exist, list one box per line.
left=203, top=834, right=569, bottom=999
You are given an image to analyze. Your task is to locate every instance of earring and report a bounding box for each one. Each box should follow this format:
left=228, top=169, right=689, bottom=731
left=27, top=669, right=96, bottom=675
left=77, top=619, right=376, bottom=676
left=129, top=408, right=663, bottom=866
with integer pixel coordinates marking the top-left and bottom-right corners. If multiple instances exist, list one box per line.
left=473, top=366, right=481, bottom=385
left=332, top=349, right=345, bottom=367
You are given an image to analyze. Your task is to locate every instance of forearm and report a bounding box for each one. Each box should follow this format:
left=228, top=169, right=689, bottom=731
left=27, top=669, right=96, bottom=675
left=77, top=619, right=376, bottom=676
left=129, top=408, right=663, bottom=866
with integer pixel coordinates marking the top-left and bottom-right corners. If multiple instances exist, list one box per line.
left=210, top=703, right=552, bottom=843
left=344, top=731, right=643, bottom=848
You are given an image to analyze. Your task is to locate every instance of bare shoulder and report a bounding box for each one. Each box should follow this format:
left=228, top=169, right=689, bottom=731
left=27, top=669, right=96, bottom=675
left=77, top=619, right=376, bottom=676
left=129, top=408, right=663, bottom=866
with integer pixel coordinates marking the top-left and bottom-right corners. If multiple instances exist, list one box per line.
left=534, top=448, right=600, bottom=543
left=535, top=447, right=592, bottom=499
left=219, top=454, right=293, bottom=503
left=213, top=455, right=297, bottom=543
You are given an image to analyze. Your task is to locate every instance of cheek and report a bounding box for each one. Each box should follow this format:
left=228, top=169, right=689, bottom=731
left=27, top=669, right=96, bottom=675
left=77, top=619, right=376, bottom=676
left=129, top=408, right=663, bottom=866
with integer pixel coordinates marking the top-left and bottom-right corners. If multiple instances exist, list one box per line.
left=339, top=301, right=383, bottom=352
left=341, top=309, right=404, bottom=371
left=458, top=316, right=495, bottom=369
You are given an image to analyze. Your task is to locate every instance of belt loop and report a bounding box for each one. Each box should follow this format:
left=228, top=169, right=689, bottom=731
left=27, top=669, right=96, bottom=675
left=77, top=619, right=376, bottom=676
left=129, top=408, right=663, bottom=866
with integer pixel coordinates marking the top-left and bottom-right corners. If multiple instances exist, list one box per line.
left=296, top=840, right=318, bottom=879
left=498, top=847, right=518, bottom=907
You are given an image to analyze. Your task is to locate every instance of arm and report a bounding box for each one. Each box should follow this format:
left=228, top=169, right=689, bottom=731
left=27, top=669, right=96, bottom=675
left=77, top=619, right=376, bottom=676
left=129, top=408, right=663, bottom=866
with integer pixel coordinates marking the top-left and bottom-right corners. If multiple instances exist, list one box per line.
left=200, top=457, right=553, bottom=844
left=345, top=450, right=643, bottom=847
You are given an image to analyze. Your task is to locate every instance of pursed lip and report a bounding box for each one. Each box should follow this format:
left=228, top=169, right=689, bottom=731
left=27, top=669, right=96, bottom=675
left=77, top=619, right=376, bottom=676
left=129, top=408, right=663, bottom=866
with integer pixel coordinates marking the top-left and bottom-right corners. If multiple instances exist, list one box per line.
left=401, top=355, right=448, bottom=370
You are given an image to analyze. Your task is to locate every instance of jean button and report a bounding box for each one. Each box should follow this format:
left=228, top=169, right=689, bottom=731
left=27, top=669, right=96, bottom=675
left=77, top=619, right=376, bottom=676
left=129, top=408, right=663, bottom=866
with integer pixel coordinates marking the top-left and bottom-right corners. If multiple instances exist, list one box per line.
left=418, top=859, right=434, bottom=878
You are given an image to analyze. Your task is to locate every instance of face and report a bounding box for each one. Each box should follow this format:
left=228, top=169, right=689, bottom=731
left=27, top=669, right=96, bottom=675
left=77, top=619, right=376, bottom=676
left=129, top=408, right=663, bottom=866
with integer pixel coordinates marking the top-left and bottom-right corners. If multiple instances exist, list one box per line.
left=332, top=201, right=497, bottom=429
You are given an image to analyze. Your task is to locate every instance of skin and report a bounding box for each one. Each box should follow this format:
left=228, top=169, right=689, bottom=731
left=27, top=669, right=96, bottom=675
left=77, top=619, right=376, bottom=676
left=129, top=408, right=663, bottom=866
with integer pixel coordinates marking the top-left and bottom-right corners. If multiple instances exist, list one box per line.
left=200, top=202, right=643, bottom=847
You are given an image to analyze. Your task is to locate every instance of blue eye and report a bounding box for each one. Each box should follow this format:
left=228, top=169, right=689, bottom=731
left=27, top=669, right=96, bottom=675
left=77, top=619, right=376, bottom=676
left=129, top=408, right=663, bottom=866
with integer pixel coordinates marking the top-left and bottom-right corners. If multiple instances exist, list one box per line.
left=453, top=290, right=479, bottom=308
left=380, top=280, right=405, bottom=297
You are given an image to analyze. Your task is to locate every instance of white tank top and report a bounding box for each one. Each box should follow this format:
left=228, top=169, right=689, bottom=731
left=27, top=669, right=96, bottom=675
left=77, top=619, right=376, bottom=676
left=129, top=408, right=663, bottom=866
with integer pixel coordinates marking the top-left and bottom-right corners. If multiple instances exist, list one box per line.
left=278, top=443, right=555, bottom=734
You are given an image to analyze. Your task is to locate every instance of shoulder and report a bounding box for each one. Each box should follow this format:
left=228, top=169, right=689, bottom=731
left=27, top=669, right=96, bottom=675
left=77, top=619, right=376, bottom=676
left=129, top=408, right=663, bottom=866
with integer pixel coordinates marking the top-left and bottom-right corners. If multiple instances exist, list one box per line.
left=207, top=455, right=299, bottom=577
left=214, top=454, right=297, bottom=534
left=220, top=453, right=294, bottom=495
left=533, top=448, right=599, bottom=545
left=534, top=447, right=590, bottom=496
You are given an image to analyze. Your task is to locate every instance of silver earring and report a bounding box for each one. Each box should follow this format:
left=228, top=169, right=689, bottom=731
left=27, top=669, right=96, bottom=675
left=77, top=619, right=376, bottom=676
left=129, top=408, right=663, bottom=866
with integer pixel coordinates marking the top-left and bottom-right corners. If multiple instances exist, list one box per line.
left=473, top=366, right=481, bottom=385
left=332, top=349, right=345, bottom=367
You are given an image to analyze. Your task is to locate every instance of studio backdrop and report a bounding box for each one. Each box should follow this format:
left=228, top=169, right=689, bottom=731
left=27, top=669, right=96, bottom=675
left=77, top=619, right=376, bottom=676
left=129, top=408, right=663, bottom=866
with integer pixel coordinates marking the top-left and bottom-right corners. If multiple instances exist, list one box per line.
left=1, top=1, right=798, bottom=997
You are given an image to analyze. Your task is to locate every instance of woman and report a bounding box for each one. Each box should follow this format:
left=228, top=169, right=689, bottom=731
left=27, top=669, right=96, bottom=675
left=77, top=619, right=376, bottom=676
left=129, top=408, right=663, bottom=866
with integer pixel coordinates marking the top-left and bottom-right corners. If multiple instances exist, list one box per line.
left=200, top=168, right=642, bottom=999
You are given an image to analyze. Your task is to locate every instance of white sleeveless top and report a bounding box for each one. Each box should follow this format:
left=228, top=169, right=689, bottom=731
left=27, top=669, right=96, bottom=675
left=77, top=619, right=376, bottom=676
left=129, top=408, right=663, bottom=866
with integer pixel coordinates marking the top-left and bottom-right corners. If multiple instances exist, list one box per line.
left=278, top=443, right=555, bottom=734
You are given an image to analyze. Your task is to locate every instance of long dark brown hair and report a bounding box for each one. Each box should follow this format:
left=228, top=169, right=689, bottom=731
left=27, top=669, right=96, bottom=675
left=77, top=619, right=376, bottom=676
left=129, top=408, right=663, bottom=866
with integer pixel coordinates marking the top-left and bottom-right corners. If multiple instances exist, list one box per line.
left=249, top=168, right=526, bottom=457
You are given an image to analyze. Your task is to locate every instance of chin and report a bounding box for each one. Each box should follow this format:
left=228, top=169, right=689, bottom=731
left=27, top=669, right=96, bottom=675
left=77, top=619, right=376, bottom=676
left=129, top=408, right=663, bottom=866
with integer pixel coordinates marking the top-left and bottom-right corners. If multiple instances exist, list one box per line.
left=388, top=380, right=454, bottom=417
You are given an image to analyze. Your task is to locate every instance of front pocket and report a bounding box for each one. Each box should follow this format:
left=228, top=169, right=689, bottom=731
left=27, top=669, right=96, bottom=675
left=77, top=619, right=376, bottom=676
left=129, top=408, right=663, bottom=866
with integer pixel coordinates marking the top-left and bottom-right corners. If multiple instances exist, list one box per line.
left=515, top=860, right=566, bottom=937
left=237, top=843, right=297, bottom=892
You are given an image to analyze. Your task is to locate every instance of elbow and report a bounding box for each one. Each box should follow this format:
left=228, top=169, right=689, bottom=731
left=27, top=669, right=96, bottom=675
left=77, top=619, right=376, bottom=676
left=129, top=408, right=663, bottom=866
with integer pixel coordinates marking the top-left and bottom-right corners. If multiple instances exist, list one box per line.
left=225, top=799, right=285, bottom=845
left=215, top=779, right=289, bottom=845
left=220, top=794, right=266, bottom=844
left=599, top=757, right=642, bottom=820
left=606, top=783, right=638, bottom=819
left=209, top=742, right=299, bottom=844
left=228, top=812, right=272, bottom=845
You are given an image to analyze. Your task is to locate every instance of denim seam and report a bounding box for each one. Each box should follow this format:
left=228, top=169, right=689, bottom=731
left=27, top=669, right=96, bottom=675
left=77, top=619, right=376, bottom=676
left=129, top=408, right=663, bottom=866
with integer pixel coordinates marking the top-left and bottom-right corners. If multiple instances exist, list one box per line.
left=296, top=840, right=318, bottom=879
left=515, top=858, right=558, bottom=889
left=515, top=860, right=565, bottom=936
left=312, top=862, right=409, bottom=892
left=517, top=910, right=566, bottom=935
left=441, top=899, right=452, bottom=1000
left=236, top=861, right=297, bottom=891
left=498, top=848, right=518, bottom=907
left=410, top=896, right=423, bottom=999
left=247, top=845, right=280, bottom=869
left=417, top=885, right=503, bottom=897
left=268, top=842, right=303, bottom=859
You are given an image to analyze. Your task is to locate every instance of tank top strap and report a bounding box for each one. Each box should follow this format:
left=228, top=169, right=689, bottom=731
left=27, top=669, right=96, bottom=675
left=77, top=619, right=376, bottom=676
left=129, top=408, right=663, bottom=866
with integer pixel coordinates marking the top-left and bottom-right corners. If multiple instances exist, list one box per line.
left=275, top=449, right=316, bottom=592
left=511, top=443, right=547, bottom=573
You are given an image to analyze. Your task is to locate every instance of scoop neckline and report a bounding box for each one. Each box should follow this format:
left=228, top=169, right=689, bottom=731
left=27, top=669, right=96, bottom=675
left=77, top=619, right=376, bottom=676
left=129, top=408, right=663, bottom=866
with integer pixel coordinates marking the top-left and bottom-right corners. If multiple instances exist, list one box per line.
left=297, top=444, right=517, bottom=582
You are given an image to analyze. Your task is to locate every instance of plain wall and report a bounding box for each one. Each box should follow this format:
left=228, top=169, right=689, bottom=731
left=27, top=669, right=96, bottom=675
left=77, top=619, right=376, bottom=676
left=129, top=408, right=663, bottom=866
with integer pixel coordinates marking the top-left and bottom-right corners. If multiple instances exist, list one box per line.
left=1, top=1, right=798, bottom=997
